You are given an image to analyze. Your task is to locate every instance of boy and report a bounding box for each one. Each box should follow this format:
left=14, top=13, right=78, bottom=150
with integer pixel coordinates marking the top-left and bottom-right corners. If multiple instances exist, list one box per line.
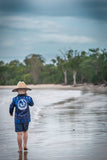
left=9, top=81, right=34, bottom=152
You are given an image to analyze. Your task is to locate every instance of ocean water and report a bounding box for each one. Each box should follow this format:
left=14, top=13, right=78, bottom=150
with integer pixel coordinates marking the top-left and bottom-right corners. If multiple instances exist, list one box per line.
left=0, top=89, right=107, bottom=160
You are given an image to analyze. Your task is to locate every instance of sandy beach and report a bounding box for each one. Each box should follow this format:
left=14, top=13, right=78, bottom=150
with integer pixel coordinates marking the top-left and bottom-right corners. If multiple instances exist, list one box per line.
left=0, top=89, right=107, bottom=160
left=0, top=84, right=107, bottom=93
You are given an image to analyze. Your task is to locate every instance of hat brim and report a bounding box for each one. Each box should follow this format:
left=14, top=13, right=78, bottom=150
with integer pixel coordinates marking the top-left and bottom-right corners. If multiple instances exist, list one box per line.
left=12, top=88, right=32, bottom=92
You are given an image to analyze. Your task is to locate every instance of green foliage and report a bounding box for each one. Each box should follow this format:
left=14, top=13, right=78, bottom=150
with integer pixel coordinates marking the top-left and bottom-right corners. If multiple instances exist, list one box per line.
left=24, top=54, right=44, bottom=84
left=22, top=73, right=33, bottom=84
left=0, top=49, right=107, bottom=85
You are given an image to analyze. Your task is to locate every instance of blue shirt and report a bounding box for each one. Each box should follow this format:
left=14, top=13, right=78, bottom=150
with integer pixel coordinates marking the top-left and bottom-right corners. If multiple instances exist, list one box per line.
left=9, top=94, right=34, bottom=123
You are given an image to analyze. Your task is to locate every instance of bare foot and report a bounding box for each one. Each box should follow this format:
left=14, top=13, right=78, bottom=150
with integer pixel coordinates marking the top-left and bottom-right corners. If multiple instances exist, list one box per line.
left=18, top=150, right=22, bottom=153
left=24, top=147, right=28, bottom=151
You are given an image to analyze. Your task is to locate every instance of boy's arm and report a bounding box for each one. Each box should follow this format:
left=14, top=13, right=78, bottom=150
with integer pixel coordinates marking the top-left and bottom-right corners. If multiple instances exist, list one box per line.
left=28, top=97, right=34, bottom=106
left=9, top=98, right=15, bottom=116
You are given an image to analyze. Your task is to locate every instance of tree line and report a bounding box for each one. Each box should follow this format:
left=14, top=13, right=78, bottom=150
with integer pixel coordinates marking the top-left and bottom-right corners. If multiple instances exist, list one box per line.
left=0, top=48, right=107, bottom=85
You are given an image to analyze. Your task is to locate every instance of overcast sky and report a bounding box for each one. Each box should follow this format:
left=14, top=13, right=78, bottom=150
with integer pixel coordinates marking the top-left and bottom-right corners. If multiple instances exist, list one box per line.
left=0, top=0, right=107, bottom=63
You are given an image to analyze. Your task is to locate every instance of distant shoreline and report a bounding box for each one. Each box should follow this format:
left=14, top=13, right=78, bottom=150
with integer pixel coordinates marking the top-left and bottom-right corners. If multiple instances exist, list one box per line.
left=0, top=84, right=107, bottom=93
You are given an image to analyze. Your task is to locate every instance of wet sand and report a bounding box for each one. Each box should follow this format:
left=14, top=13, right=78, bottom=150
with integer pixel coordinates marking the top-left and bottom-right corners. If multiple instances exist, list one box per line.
left=0, top=89, right=107, bottom=160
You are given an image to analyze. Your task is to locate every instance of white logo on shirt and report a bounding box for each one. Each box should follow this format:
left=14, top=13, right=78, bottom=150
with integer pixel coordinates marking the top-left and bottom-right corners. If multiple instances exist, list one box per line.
left=18, top=99, right=27, bottom=110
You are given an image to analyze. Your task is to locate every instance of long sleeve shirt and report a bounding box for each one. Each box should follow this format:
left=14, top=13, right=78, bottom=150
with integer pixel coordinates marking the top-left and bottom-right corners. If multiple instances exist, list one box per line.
left=9, top=94, right=34, bottom=123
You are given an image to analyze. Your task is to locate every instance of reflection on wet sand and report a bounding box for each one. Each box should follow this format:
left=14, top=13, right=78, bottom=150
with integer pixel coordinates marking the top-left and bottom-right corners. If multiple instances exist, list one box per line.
left=18, top=152, right=28, bottom=160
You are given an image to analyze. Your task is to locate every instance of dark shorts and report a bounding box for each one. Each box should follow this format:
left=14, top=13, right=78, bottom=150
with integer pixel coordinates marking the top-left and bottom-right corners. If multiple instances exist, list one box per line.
left=15, top=123, right=29, bottom=132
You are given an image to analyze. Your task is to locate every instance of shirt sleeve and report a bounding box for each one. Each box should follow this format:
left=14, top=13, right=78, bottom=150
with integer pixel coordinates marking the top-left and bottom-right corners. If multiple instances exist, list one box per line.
left=28, top=96, right=34, bottom=106
left=9, top=98, right=15, bottom=115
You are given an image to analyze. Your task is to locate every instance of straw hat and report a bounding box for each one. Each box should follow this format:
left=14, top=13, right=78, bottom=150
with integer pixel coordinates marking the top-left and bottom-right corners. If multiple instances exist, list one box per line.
left=12, top=81, right=31, bottom=92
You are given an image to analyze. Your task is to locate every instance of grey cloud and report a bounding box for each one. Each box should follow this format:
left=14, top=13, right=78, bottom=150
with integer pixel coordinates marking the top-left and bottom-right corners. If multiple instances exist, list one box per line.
left=80, top=0, right=107, bottom=20
left=0, top=0, right=107, bottom=21
left=0, top=0, right=38, bottom=14
left=0, top=0, right=25, bottom=12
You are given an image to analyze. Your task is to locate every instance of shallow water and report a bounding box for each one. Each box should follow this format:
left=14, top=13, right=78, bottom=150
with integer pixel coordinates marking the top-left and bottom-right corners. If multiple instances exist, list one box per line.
left=0, top=89, right=107, bottom=160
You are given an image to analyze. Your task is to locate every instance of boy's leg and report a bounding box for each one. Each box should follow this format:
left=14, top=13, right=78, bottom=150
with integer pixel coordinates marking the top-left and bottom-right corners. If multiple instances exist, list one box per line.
left=23, top=130, right=28, bottom=149
left=17, top=132, right=23, bottom=152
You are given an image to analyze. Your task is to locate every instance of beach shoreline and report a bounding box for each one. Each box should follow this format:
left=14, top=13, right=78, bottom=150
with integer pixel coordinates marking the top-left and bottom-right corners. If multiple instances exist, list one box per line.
left=0, top=84, right=107, bottom=93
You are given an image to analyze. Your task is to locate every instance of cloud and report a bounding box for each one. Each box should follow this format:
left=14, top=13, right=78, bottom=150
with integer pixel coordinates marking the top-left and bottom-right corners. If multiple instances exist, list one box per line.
left=39, top=33, right=95, bottom=44
left=80, top=0, right=107, bottom=21
left=1, top=39, right=15, bottom=47
left=0, top=15, right=95, bottom=49
left=0, top=33, right=94, bottom=50
left=0, top=0, right=107, bottom=21
left=0, top=16, right=62, bottom=33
